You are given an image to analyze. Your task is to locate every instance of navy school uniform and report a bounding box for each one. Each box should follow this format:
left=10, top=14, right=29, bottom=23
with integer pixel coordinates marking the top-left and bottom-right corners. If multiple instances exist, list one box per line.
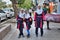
left=25, top=13, right=32, bottom=37
left=16, top=12, right=25, bottom=38
left=34, top=8, right=44, bottom=37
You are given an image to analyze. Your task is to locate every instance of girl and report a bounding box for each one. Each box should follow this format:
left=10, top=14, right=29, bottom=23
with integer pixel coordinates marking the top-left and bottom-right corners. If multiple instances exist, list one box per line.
left=24, top=10, right=32, bottom=38
left=17, top=9, right=25, bottom=38
left=34, top=5, right=44, bottom=37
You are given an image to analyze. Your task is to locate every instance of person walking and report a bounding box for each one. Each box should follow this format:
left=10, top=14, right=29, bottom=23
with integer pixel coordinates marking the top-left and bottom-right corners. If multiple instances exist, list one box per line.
left=24, top=10, right=32, bottom=38
left=34, top=5, right=44, bottom=37
left=16, top=8, right=25, bottom=38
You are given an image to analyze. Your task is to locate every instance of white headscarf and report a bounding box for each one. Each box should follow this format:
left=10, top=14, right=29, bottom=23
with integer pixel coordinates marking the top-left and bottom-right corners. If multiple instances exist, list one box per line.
left=36, top=7, right=43, bottom=14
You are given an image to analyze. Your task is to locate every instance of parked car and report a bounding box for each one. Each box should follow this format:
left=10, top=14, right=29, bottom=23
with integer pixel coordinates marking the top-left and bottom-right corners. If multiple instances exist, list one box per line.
left=0, top=10, right=7, bottom=22
left=3, top=8, right=14, bottom=18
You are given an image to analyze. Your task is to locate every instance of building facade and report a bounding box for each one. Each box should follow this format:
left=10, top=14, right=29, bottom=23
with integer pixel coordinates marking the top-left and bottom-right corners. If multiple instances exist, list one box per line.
left=57, top=0, right=60, bottom=13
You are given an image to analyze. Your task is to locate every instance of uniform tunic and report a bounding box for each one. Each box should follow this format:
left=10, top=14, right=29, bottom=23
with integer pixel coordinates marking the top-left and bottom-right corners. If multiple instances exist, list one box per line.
left=17, top=12, right=25, bottom=29
left=25, top=13, right=32, bottom=30
left=34, top=8, right=43, bottom=28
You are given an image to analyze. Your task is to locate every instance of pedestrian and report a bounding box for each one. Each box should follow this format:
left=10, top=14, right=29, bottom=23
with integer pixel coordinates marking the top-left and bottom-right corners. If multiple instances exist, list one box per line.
left=43, top=3, right=48, bottom=15
left=43, top=3, right=51, bottom=30
left=43, top=3, right=47, bottom=26
left=16, top=8, right=25, bottom=38
left=34, top=5, right=44, bottom=37
left=24, top=10, right=32, bottom=38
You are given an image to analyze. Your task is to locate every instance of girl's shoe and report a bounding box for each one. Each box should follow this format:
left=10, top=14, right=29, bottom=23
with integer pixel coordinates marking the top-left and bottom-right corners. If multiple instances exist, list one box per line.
left=18, top=35, right=21, bottom=38
left=22, top=35, right=25, bottom=37
left=27, top=34, right=30, bottom=38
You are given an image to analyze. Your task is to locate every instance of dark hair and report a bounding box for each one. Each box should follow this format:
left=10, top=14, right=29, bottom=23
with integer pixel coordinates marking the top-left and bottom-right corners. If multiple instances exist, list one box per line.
left=43, top=3, right=46, bottom=5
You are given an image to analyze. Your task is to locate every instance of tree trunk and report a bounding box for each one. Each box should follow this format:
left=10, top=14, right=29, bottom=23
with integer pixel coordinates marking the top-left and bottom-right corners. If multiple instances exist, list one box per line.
left=12, top=4, right=18, bottom=17
left=10, top=0, right=18, bottom=18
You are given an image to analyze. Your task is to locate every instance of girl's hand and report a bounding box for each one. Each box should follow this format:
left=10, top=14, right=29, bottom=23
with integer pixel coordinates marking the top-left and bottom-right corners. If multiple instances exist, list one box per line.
left=23, top=18, right=25, bottom=21
left=30, top=18, right=32, bottom=21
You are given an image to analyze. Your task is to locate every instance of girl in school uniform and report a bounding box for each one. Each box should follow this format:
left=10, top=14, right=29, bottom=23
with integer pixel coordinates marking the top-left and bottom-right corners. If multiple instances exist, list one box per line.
left=34, top=5, right=44, bottom=37
left=16, top=9, right=25, bottom=38
left=24, top=10, right=32, bottom=38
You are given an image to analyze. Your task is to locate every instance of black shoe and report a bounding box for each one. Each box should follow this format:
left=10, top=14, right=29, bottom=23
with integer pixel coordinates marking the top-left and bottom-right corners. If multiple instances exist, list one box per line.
left=36, top=34, right=38, bottom=37
left=18, top=35, right=21, bottom=38
left=27, top=34, right=30, bottom=38
left=41, top=34, right=43, bottom=37
left=22, top=35, right=25, bottom=37
left=47, top=28, right=51, bottom=30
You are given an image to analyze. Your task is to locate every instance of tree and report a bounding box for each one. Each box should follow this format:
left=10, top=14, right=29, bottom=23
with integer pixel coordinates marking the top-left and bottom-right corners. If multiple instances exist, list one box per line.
left=0, top=0, right=2, bottom=2
left=17, top=0, right=25, bottom=8
left=10, top=0, right=18, bottom=17
left=18, top=0, right=32, bottom=9
left=0, top=2, right=7, bottom=9
left=10, top=0, right=25, bottom=17
left=7, top=4, right=12, bottom=8
left=10, top=0, right=32, bottom=17
left=18, top=0, right=25, bottom=5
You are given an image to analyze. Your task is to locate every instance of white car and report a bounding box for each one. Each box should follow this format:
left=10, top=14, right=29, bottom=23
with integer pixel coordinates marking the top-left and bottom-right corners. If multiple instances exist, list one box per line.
left=0, top=10, right=7, bottom=21
left=3, top=8, right=14, bottom=18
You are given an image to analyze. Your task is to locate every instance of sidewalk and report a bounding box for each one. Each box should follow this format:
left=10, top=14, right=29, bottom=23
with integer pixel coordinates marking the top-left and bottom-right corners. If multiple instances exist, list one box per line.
left=3, top=19, right=60, bottom=40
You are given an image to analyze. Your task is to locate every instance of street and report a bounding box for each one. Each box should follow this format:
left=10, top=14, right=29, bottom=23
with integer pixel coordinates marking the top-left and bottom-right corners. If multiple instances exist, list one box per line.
left=0, top=0, right=60, bottom=40
left=2, top=18, right=60, bottom=40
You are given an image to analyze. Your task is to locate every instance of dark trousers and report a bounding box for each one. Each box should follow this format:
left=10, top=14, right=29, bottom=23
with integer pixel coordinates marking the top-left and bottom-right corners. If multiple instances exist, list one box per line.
left=18, top=20, right=24, bottom=36
left=35, top=27, right=43, bottom=36
left=19, top=28, right=23, bottom=35
left=47, top=21, right=50, bottom=29
left=29, top=12, right=32, bottom=16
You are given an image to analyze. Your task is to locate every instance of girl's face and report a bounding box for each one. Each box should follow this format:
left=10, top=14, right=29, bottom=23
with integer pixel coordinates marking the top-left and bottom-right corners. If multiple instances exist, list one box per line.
left=21, top=10, right=24, bottom=13
left=38, top=6, right=41, bottom=9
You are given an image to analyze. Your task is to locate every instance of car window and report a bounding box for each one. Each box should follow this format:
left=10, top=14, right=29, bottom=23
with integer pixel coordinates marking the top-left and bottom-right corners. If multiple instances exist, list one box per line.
left=3, top=9, right=9, bottom=11
left=10, top=9, right=14, bottom=12
left=0, top=10, right=5, bottom=13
